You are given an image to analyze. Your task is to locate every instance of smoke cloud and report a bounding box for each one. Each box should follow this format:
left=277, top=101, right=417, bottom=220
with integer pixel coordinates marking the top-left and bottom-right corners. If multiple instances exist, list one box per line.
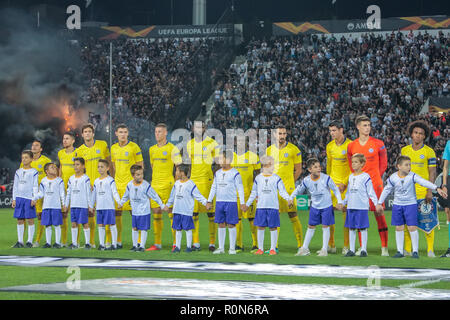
left=0, top=8, right=89, bottom=177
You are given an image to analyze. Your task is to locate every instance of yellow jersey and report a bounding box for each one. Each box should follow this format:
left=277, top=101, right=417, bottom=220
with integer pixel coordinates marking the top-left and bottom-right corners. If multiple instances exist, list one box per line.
left=58, top=148, right=76, bottom=188
left=232, top=151, right=261, bottom=195
left=401, top=144, right=437, bottom=199
left=111, top=141, right=144, bottom=188
left=266, top=142, right=302, bottom=186
left=326, top=137, right=352, bottom=186
left=21, top=154, right=52, bottom=184
left=186, top=137, right=220, bottom=182
left=149, top=142, right=182, bottom=186
left=75, top=140, right=110, bottom=186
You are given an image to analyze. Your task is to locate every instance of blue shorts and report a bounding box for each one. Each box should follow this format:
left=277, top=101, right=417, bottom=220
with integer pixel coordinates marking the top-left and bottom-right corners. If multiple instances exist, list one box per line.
left=41, top=209, right=63, bottom=226
left=13, top=197, right=36, bottom=220
left=97, top=209, right=116, bottom=225
left=215, top=201, right=239, bottom=225
left=391, top=204, right=418, bottom=226
left=132, top=214, right=151, bottom=230
left=172, top=214, right=195, bottom=230
left=71, top=207, right=89, bottom=224
left=254, top=208, right=280, bottom=228
left=344, top=209, right=369, bottom=229
left=309, top=206, right=335, bottom=226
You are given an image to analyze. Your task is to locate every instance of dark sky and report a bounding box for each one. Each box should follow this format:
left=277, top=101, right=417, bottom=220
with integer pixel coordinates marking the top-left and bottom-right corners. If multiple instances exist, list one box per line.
left=1, top=0, right=449, bottom=26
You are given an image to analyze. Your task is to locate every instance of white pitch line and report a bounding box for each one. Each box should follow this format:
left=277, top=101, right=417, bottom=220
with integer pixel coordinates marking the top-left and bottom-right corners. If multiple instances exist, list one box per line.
left=0, top=255, right=449, bottom=282
left=2, top=277, right=450, bottom=300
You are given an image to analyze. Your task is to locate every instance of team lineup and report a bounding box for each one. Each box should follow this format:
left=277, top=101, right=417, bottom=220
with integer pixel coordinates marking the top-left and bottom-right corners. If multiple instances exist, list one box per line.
left=10, top=115, right=450, bottom=258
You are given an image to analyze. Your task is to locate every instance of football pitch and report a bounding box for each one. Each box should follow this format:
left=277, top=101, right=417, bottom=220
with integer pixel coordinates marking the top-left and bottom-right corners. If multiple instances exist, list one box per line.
left=0, top=208, right=449, bottom=300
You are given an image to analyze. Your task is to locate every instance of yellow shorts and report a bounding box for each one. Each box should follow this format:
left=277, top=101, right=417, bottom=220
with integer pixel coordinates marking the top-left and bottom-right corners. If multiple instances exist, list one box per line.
left=193, top=180, right=214, bottom=213
left=279, top=183, right=296, bottom=213
left=116, top=187, right=131, bottom=211
left=150, top=182, right=174, bottom=209
left=238, top=197, right=256, bottom=219
left=331, top=188, right=347, bottom=207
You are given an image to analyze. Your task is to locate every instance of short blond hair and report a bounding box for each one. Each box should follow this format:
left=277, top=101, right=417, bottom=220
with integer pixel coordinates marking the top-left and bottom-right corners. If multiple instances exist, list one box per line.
left=260, top=155, right=274, bottom=167
left=351, top=153, right=366, bottom=164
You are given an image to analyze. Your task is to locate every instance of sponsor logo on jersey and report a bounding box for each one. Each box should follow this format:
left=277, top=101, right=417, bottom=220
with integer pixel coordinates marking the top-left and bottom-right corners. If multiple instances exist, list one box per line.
left=368, top=148, right=374, bottom=153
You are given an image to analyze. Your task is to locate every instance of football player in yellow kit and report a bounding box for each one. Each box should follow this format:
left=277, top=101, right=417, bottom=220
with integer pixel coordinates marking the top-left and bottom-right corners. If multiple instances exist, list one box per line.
left=401, top=121, right=438, bottom=257
left=232, top=141, right=260, bottom=252
left=186, top=121, right=220, bottom=251
left=147, top=123, right=182, bottom=251
left=75, top=124, right=110, bottom=248
left=326, top=121, right=352, bottom=255
left=57, top=132, right=76, bottom=247
left=265, top=125, right=303, bottom=252
left=110, top=123, right=144, bottom=249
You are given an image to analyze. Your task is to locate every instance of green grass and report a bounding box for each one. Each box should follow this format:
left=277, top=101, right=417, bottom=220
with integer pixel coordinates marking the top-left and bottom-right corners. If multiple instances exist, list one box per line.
left=0, top=208, right=449, bottom=299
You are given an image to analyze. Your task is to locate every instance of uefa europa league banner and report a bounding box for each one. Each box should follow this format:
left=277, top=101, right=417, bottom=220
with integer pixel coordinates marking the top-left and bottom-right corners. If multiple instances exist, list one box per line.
left=273, top=15, right=450, bottom=35
left=78, top=24, right=234, bottom=40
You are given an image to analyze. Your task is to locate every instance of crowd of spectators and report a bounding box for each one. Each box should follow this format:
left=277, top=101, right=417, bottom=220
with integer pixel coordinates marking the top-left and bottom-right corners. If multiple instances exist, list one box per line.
left=78, top=37, right=223, bottom=132
left=209, top=30, right=449, bottom=179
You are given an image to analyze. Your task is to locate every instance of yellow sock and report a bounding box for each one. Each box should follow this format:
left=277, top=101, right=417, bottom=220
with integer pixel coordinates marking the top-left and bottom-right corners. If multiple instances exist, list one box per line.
left=343, top=227, right=350, bottom=248
left=89, top=216, right=96, bottom=246
left=61, top=216, right=68, bottom=245
left=77, top=224, right=82, bottom=246
left=290, top=215, right=303, bottom=248
left=343, top=211, right=349, bottom=248
left=35, top=217, right=44, bottom=243
left=153, top=213, right=163, bottom=246
left=276, top=226, right=281, bottom=248
left=208, top=216, right=216, bottom=246
left=138, top=230, right=141, bottom=243
left=236, top=219, right=243, bottom=248
left=425, top=230, right=435, bottom=253
left=193, top=214, right=200, bottom=245
left=404, top=225, right=412, bottom=253
left=249, top=219, right=257, bottom=247
left=169, top=213, right=175, bottom=246
left=329, top=224, right=335, bottom=248
left=105, top=224, right=111, bottom=245
left=116, top=215, right=122, bottom=244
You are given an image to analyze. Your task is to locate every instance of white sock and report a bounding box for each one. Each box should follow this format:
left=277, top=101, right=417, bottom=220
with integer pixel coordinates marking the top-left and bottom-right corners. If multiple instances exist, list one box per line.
left=27, top=224, right=35, bottom=243
left=71, top=227, right=78, bottom=245
left=361, top=229, right=368, bottom=252
left=395, top=230, right=404, bottom=254
left=186, top=230, right=192, bottom=248
left=45, top=226, right=52, bottom=244
left=98, top=227, right=105, bottom=247
left=410, top=230, right=419, bottom=253
left=110, top=225, right=117, bottom=246
left=132, top=230, right=138, bottom=247
left=270, top=230, right=278, bottom=251
left=218, top=227, right=226, bottom=250
left=17, top=224, right=24, bottom=243
left=140, top=230, right=148, bottom=249
left=229, top=227, right=237, bottom=251
left=303, top=228, right=315, bottom=250
left=257, top=229, right=265, bottom=251
left=349, top=229, right=357, bottom=252
left=54, top=226, right=61, bottom=245
left=83, top=228, right=90, bottom=245
left=322, top=227, right=330, bottom=251
left=176, top=230, right=182, bottom=249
